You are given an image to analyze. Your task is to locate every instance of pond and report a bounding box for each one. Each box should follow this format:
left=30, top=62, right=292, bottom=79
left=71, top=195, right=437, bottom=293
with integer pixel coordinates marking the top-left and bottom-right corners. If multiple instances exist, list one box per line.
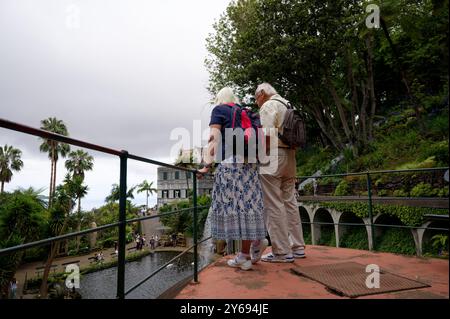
left=79, top=251, right=210, bottom=299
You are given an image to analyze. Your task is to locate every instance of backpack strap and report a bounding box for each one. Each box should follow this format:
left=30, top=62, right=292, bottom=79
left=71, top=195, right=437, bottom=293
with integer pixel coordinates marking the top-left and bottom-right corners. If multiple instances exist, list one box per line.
left=225, top=103, right=241, bottom=129
left=271, top=98, right=293, bottom=109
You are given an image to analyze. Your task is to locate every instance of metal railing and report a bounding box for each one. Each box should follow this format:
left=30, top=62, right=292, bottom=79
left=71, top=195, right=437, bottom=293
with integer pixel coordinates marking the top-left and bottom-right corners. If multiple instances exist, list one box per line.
left=1, top=116, right=449, bottom=298
left=296, top=167, right=449, bottom=249
left=0, top=118, right=211, bottom=299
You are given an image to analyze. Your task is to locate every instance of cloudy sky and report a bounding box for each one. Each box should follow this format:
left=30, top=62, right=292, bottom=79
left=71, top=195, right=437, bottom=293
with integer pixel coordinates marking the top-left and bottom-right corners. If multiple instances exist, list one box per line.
left=0, top=0, right=231, bottom=209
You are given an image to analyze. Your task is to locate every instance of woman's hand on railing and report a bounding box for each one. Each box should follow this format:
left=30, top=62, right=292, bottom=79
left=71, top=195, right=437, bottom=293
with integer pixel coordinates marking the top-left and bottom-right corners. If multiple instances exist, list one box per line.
left=197, top=166, right=210, bottom=179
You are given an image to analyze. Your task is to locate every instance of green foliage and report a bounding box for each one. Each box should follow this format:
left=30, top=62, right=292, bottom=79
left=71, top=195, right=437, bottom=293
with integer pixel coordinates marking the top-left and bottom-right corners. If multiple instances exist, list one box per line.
left=437, top=187, right=449, bottom=197
left=302, top=225, right=312, bottom=245
left=376, top=228, right=416, bottom=255
left=160, top=195, right=211, bottom=239
left=339, top=227, right=369, bottom=250
left=431, top=234, right=448, bottom=252
left=393, top=189, right=408, bottom=197
left=296, top=147, right=336, bottom=177
left=316, top=201, right=448, bottom=226
left=410, top=182, right=437, bottom=197
left=318, top=226, right=335, bottom=247
left=334, top=180, right=350, bottom=196
left=0, top=191, right=48, bottom=242
left=377, top=190, right=389, bottom=197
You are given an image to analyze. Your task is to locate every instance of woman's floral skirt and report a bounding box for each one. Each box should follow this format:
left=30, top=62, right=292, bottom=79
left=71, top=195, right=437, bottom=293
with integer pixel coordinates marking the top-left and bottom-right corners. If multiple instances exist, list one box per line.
left=210, top=162, right=266, bottom=241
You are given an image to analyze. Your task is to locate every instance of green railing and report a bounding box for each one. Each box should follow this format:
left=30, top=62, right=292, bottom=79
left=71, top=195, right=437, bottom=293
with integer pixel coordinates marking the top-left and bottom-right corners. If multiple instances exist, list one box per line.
left=0, top=118, right=211, bottom=299
left=296, top=167, right=449, bottom=250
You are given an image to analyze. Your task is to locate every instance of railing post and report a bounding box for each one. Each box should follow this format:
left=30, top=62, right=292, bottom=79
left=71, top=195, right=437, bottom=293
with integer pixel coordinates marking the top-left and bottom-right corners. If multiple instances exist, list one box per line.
left=367, top=173, right=375, bottom=251
left=192, top=171, right=199, bottom=283
left=117, top=151, right=128, bottom=299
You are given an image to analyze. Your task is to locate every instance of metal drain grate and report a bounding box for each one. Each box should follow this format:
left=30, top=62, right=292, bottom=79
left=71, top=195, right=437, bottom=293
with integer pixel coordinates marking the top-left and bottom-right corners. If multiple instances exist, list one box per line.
left=290, top=262, right=430, bottom=298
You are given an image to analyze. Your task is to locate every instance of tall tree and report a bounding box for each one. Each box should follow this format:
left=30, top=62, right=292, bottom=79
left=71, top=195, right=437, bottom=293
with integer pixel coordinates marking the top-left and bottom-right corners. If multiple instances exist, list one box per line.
left=105, top=183, right=136, bottom=203
left=39, top=181, right=75, bottom=298
left=137, top=180, right=157, bottom=213
left=63, top=174, right=88, bottom=250
left=205, top=0, right=448, bottom=154
left=65, top=149, right=93, bottom=248
left=39, top=118, right=70, bottom=208
left=0, top=190, right=47, bottom=298
left=65, top=149, right=94, bottom=181
left=0, top=145, right=23, bottom=193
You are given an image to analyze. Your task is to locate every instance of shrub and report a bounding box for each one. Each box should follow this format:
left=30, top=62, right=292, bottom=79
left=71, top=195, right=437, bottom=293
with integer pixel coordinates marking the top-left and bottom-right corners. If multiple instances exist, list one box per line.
left=377, top=189, right=389, bottom=197
left=340, top=227, right=369, bottom=250
left=318, top=226, right=335, bottom=246
left=376, top=228, right=416, bottom=255
left=393, top=189, right=408, bottom=197
left=437, top=187, right=449, bottom=197
left=334, top=180, right=350, bottom=196
left=410, top=182, right=437, bottom=197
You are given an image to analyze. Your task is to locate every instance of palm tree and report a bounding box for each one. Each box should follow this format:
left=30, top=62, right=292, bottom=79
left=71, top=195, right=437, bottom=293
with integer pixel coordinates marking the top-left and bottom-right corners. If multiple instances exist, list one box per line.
left=63, top=174, right=88, bottom=251
left=40, top=182, right=75, bottom=298
left=105, top=183, right=136, bottom=203
left=65, top=149, right=94, bottom=181
left=0, top=145, right=24, bottom=193
left=15, top=187, right=47, bottom=209
left=39, top=118, right=70, bottom=208
left=136, top=180, right=157, bottom=213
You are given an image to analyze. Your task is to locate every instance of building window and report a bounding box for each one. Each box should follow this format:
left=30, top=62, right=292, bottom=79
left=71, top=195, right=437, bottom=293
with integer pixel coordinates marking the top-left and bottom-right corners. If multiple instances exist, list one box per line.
left=163, top=172, right=168, bottom=180
left=175, top=171, right=180, bottom=179
left=162, top=190, right=169, bottom=198
left=174, top=190, right=181, bottom=198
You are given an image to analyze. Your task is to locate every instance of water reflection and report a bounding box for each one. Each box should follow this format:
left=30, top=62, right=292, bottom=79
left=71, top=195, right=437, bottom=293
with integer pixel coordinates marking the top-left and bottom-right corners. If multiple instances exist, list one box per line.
left=79, top=251, right=208, bottom=299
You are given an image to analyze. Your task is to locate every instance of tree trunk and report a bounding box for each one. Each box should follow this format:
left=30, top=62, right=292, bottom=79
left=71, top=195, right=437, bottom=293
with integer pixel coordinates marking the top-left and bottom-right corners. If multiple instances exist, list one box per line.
left=146, top=190, right=149, bottom=212
left=346, top=50, right=360, bottom=139
left=359, top=83, right=369, bottom=145
left=52, top=158, right=57, bottom=202
left=48, top=157, right=54, bottom=208
left=40, top=216, right=69, bottom=298
left=319, top=99, right=347, bottom=149
left=39, top=242, right=58, bottom=298
left=325, top=74, right=353, bottom=143
left=366, top=34, right=377, bottom=141
left=308, top=103, right=344, bottom=150
left=76, top=197, right=81, bottom=251
left=1, top=181, right=4, bottom=193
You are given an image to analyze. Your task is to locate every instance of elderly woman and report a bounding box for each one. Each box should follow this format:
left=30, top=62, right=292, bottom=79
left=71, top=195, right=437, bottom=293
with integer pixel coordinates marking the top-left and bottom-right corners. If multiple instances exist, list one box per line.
left=197, top=87, right=267, bottom=270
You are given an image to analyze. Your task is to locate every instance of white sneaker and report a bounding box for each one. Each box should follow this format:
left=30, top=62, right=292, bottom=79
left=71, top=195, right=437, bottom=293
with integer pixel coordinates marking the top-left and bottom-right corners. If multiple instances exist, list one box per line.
left=227, top=254, right=253, bottom=270
left=250, top=239, right=269, bottom=264
left=261, top=253, right=294, bottom=263
left=293, top=248, right=306, bottom=259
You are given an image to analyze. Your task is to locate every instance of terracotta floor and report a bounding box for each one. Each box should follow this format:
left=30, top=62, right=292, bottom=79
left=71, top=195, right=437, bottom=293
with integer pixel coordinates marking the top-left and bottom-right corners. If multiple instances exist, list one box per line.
left=175, top=245, right=449, bottom=299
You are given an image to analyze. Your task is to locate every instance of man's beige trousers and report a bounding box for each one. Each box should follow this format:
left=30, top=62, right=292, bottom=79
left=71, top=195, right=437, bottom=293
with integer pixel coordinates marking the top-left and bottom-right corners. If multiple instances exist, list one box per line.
left=260, top=148, right=305, bottom=255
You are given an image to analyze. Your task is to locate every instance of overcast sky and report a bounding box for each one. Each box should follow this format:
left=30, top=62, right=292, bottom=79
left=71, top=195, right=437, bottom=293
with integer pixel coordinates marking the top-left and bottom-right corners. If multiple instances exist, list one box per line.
left=0, top=0, right=231, bottom=209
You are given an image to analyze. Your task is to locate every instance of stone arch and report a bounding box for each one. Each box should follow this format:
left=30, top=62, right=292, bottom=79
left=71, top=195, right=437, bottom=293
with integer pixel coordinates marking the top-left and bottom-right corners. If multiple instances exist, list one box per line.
left=420, top=220, right=449, bottom=256
left=373, top=214, right=416, bottom=255
left=311, top=208, right=335, bottom=246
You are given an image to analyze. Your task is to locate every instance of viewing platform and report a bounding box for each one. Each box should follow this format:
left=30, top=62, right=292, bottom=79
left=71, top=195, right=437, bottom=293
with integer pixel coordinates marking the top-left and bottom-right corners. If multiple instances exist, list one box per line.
left=175, top=245, right=449, bottom=299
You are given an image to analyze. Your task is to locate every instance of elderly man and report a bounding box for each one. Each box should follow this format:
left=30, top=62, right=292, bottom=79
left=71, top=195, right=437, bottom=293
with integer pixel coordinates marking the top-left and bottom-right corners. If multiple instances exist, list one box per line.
left=255, top=83, right=306, bottom=263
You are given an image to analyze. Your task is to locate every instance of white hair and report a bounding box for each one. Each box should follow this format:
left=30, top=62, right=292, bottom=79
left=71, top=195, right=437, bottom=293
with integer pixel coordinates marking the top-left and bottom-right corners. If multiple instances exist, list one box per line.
left=255, top=83, right=277, bottom=97
left=214, top=87, right=240, bottom=105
